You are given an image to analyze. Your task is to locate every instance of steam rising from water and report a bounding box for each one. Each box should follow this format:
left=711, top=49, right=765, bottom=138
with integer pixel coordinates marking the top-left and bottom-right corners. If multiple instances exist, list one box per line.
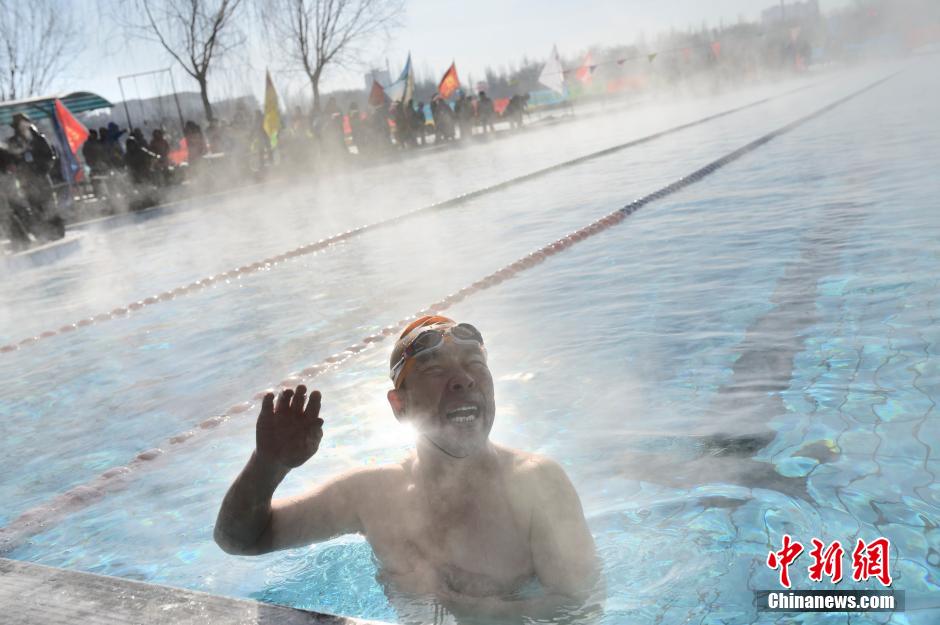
left=2, top=53, right=939, bottom=624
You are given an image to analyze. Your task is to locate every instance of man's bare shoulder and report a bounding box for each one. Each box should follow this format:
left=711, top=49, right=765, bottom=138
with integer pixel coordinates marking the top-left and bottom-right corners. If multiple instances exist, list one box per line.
left=493, top=445, right=572, bottom=495
left=494, top=444, right=562, bottom=473
left=332, top=457, right=414, bottom=492
left=325, top=457, right=417, bottom=526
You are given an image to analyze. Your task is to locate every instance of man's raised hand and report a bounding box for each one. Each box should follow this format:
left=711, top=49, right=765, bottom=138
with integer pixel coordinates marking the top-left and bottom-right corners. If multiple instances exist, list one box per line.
left=256, top=385, right=323, bottom=469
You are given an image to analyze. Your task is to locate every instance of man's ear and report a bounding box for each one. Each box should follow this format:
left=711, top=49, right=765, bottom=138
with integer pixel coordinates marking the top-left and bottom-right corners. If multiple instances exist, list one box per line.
left=387, top=389, right=406, bottom=422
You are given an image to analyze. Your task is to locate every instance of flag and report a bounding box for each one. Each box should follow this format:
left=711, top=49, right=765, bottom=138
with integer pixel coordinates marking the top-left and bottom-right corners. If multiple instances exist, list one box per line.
left=52, top=98, right=88, bottom=183
left=386, top=53, right=414, bottom=103
left=54, top=99, right=89, bottom=156
left=368, top=79, right=387, bottom=107
left=263, top=70, right=281, bottom=149
left=575, top=52, right=594, bottom=84
left=682, top=47, right=692, bottom=62
left=401, top=54, right=415, bottom=103
left=711, top=41, right=722, bottom=59
left=647, top=53, right=658, bottom=63
left=538, top=45, right=567, bottom=96
left=438, top=62, right=460, bottom=99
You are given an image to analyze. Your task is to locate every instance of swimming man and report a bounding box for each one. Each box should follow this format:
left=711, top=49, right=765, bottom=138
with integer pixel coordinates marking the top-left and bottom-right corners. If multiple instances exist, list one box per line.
left=214, top=315, right=600, bottom=618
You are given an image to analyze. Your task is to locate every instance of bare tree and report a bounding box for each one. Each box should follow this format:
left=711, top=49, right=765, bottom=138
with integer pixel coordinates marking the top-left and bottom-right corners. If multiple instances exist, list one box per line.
left=260, top=0, right=404, bottom=112
left=122, top=0, right=246, bottom=122
left=0, top=0, right=81, bottom=101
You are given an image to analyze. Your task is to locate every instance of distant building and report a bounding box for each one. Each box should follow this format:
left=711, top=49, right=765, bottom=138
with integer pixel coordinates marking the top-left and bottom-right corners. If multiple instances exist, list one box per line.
left=762, top=0, right=820, bottom=24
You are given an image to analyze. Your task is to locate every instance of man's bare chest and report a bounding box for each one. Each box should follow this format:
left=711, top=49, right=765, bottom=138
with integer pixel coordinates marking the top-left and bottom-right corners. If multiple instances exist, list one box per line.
left=363, top=484, right=533, bottom=595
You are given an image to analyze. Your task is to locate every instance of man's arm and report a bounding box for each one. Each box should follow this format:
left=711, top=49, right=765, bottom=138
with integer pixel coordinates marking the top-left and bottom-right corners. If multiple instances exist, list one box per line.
left=528, top=457, right=600, bottom=599
left=214, top=386, right=363, bottom=555
left=214, top=453, right=366, bottom=555
left=214, top=449, right=288, bottom=555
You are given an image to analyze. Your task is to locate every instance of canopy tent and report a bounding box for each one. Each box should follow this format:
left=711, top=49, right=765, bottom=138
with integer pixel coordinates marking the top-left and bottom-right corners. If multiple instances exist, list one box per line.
left=0, top=92, right=112, bottom=126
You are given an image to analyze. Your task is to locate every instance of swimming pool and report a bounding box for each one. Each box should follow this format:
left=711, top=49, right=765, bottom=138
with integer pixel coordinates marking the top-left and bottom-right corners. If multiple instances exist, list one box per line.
left=1, top=60, right=937, bottom=624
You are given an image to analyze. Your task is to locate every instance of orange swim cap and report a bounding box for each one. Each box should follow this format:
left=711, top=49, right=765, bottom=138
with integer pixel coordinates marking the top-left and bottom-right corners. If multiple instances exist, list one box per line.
left=390, top=315, right=456, bottom=388
left=399, top=315, right=455, bottom=339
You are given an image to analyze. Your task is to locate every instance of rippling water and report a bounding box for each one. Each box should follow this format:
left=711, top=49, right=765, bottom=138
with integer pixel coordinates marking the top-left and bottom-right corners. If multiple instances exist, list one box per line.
left=2, top=59, right=938, bottom=624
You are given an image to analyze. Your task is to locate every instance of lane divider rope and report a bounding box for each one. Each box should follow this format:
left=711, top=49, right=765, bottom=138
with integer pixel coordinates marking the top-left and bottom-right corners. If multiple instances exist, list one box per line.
left=0, top=73, right=897, bottom=554
left=0, top=83, right=818, bottom=355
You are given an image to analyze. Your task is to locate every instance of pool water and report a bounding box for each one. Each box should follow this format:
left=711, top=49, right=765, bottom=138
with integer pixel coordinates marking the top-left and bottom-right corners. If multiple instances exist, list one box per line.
left=1, top=60, right=937, bottom=624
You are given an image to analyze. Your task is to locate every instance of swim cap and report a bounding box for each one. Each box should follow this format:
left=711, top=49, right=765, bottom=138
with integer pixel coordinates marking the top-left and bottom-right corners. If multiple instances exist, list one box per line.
left=390, top=315, right=455, bottom=387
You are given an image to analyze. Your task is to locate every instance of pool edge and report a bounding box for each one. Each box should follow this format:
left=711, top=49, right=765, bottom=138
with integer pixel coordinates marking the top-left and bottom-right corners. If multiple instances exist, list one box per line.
left=0, top=557, right=395, bottom=625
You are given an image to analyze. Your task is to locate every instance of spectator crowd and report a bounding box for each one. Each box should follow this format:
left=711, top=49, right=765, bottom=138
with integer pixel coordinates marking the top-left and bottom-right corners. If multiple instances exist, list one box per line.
left=1, top=90, right=531, bottom=251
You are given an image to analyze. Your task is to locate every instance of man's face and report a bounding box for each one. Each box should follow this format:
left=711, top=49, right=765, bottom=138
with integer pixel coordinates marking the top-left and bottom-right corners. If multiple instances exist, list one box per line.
left=392, top=338, right=496, bottom=458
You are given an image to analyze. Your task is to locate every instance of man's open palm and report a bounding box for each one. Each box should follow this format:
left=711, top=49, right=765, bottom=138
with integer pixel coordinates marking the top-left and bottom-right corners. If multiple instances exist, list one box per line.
left=256, top=385, right=323, bottom=469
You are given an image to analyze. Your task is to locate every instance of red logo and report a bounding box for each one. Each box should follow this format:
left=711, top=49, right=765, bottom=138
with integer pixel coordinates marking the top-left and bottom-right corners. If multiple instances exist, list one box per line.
left=851, top=538, right=893, bottom=586
left=767, top=536, right=892, bottom=588
left=766, top=534, right=804, bottom=588
left=808, top=539, right=845, bottom=583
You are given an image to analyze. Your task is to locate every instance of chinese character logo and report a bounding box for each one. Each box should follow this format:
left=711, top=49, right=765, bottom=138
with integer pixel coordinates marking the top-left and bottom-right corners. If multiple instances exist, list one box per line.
left=766, top=536, right=893, bottom=588
left=851, top=538, right=893, bottom=586
left=767, top=534, right=804, bottom=588
left=808, top=539, right=844, bottom=583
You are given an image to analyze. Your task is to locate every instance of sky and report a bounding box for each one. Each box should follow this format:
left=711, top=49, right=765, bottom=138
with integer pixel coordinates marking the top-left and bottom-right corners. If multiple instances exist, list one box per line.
left=68, top=0, right=852, bottom=106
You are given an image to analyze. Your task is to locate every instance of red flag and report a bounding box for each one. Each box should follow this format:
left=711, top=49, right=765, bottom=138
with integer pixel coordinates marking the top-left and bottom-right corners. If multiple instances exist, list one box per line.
left=53, top=99, right=89, bottom=156
left=438, top=62, right=460, bottom=99
left=682, top=47, right=692, bottom=62
left=575, top=52, right=594, bottom=84
left=53, top=99, right=89, bottom=182
left=711, top=41, right=722, bottom=58
left=368, top=79, right=386, bottom=107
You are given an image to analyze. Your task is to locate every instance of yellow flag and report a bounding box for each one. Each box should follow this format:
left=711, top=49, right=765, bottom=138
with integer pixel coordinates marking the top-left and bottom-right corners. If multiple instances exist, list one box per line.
left=263, top=70, right=281, bottom=148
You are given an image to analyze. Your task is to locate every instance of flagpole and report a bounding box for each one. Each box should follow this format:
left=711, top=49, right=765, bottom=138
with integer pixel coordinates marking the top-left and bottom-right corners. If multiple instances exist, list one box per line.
left=52, top=115, right=73, bottom=207
left=117, top=77, right=134, bottom=131
left=168, top=67, right=186, bottom=137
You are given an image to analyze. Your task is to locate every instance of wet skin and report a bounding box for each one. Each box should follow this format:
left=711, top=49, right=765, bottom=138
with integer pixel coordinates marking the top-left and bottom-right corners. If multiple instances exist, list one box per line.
left=215, top=339, right=599, bottom=617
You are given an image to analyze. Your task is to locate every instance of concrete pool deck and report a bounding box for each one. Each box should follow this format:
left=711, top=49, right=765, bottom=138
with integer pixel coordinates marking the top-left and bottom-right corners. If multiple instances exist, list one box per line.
left=1, top=558, right=393, bottom=625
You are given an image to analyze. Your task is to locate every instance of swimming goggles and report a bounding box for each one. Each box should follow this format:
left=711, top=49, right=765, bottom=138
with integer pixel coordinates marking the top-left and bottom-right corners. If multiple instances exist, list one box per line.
left=390, top=323, right=485, bottom=388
